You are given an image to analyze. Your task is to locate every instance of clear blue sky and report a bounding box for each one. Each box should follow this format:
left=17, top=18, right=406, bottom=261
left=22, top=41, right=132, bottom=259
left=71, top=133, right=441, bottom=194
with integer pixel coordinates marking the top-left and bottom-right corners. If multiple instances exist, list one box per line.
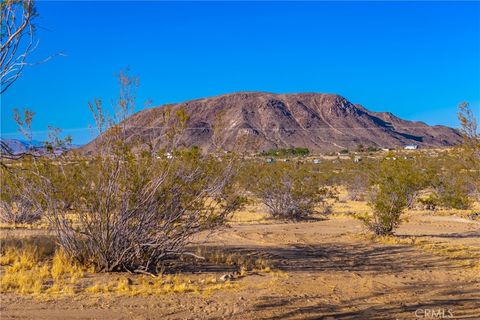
left=1, top=1, right=479, bottom=144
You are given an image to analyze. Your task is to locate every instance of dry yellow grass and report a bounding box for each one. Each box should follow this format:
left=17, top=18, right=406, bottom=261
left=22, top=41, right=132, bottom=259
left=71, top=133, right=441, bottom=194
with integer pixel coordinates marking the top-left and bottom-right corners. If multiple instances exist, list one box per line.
left=366, top=235, right=480, bottom=270
left=0, top=246, right=84, bottom=296
left=228, top=200, right=269, bottom=223
left=0, top=246, right=246, bottom=297
left=0, top=242, right=271, bottom=298
left=3, top=195, right=474, bottom=301
left=51, top=250, right=84, bottom=280
left=330, top=196, right=480, bottom=223
left=83, top=273, right=240, bottom=297
left=0, top=235, right=56, bottom=258
left=0, top=214, right=51, bottom=230
left=0, top=246, right=50, bottom=295
left=331, top=199, right=370, bottom=219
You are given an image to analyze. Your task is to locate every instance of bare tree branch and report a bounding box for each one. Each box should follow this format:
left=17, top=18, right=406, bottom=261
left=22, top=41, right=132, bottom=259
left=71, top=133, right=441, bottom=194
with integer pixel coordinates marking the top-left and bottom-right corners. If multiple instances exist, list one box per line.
left=0, top=0, right=37, bottom=94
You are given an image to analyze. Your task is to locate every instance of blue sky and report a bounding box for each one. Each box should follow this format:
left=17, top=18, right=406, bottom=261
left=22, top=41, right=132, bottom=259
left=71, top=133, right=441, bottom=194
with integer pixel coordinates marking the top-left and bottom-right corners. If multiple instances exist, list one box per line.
left=1, top=1, right=479, bottom=144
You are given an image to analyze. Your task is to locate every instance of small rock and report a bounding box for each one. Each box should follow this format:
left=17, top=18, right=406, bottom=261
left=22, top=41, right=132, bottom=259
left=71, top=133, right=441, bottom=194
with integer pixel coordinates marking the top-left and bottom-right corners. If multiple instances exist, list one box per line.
left=220, top=274, right=234, bottom=282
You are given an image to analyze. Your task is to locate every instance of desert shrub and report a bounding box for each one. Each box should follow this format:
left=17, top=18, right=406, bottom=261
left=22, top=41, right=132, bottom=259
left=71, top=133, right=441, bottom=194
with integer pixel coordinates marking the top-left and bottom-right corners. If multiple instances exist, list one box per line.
left=0, top=149, right=85, bottom=226
left=457, top=102, right=480, bottom=203
left=247, top=162, right=332, bottom=220
left=344, top=172, right=369, bottom=201
left=24, top=124, right=242, bottom=273
left=0, top=165, right=43, bottom=224
left=430, top=171, right=471, bottom=210
left=11, top=71, right=244, bottom=274
left=405, top=104, right=480, bottom=212
left=40, top=148, right=240, bottom=273
left=0, top=197, right=42, bottom=224
left=361, top=158, right=426, bottom=236
left=418, top=196, right=437, bottom=211
left=261, top=147, right=310, bottom=157
left=331, top=158, right=377, bottom=201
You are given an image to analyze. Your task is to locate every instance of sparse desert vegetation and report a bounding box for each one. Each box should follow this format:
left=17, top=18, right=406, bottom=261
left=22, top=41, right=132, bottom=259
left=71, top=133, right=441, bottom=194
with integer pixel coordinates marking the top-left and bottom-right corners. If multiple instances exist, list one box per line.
left=1, top=102, right=479, bottom=319
left=1, top=1, right=479, bottom=318
left=242, top=161, right=335, bottom=221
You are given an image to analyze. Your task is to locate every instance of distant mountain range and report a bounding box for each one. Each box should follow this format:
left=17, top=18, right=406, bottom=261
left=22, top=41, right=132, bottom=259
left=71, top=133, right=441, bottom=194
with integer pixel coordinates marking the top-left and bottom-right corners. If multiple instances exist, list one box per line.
left=0, top=138, right=79, bottom=156
left=77, top=92, right=466, bottom=154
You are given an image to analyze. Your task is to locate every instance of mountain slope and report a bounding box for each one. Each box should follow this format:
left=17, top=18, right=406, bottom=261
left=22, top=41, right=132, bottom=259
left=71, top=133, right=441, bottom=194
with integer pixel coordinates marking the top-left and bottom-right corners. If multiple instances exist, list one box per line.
left=83, top=92, right=462, bottom=153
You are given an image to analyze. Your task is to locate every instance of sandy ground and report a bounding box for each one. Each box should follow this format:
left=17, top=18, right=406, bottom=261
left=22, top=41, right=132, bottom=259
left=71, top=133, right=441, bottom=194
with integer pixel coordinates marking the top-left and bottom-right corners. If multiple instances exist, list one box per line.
left=1, top=210, right=479, bottom=320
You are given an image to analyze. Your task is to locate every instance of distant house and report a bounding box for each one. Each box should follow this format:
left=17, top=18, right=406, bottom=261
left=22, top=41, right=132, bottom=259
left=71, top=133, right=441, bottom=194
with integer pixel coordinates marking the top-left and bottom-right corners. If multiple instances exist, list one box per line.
left=404, top=144, right=418, bottom=150
left=353, top=156, right=362, bottom=163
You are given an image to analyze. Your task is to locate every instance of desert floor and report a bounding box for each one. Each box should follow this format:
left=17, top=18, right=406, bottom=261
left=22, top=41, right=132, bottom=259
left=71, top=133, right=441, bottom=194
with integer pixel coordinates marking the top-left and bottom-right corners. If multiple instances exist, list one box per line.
left=1, top=203, right=479, bottom=320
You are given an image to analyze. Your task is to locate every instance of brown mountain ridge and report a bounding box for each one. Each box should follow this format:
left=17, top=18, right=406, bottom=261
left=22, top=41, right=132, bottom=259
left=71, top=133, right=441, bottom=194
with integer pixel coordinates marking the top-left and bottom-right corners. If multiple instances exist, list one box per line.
left=83, top=92, right=462, bottom=153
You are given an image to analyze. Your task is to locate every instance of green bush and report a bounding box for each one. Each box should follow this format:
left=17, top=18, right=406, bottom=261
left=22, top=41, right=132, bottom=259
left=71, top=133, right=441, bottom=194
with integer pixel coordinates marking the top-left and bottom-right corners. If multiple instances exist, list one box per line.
left=458, top=102, right=480, bottom=204
left=261, top=147, right=310, bottom=157
left=431, top=171, right=471, bottom=210
left=361, top=158, right=426, bottom=236
left=247, top=162, right=333, bottom=220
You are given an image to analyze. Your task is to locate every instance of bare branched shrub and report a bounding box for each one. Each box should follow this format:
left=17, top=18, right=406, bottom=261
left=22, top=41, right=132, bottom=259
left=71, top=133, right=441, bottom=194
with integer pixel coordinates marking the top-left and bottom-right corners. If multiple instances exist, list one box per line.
left=248, top=162, right=332, bottom=221
left=0, top=159, right=43, bottom=224
left=42, top=150, right=240, bottom=273
left=19, top=70, right=243, bottom=273
left=0, top=196, right=41, bottom=224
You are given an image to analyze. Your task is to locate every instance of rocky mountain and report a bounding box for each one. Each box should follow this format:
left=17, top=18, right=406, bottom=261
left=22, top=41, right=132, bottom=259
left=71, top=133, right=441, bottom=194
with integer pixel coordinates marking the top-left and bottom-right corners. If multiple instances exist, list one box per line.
left=82, top=92, right=463, bottom=153
left=0, top=138, right=79, bottom=156
left=0, top=139, right=44, bottom=155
